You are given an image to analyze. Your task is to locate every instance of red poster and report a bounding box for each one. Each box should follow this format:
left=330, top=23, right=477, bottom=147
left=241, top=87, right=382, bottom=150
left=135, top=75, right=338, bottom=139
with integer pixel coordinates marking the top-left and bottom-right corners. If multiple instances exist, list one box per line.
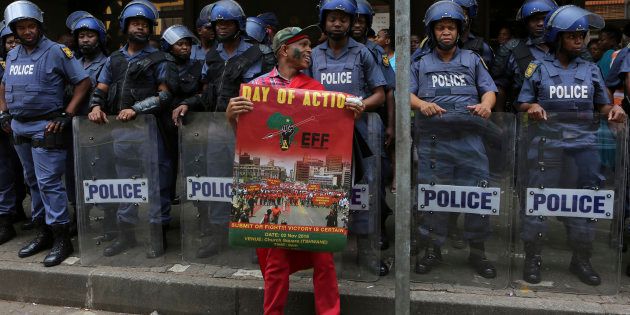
left=229, top=84, right=354, bottom=252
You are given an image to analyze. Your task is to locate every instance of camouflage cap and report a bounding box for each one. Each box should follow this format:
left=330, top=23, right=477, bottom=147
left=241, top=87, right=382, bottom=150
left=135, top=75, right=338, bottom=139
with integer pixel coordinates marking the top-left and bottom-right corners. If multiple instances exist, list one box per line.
left=272, top=24, right=321, bottom=52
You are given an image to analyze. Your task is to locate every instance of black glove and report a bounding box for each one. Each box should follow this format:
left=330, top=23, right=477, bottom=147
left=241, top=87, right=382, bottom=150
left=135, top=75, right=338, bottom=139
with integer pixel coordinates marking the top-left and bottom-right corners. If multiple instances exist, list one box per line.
left=51, top=112, right=73, bottom=130
left=0, top=111, right=11, bottom=130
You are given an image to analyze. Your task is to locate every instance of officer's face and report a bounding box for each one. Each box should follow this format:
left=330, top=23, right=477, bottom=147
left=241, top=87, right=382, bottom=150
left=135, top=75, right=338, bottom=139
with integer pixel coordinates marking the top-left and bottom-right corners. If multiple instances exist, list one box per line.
left=127, top=18, right=150, bottom=42
left=77, top=30, right=99, bottom=55
left=14, top=20, right=39, bottom=47
left=215, top=20, right=239, bottom=42
left=375, top=30, right=389, bottom=49
left=433, top=19, right=458, bottom=50
left=325, top=11, right=351, bottom=40
left=351, top=15, right=368, bottom=40
left=171, top=38, right=192, bottom=59
left=526, top=13, right=546, bottom=38
left=197, top=24, right=215, bottom=42
left=4, top=35, right=19, bottom=52
left=560, top=31, right=585, bottom=57
left=410, top=35, right=420, bottom=52
left=598, top=32, right=615, bottom=51
left=281, top=38, right=312, bottom=70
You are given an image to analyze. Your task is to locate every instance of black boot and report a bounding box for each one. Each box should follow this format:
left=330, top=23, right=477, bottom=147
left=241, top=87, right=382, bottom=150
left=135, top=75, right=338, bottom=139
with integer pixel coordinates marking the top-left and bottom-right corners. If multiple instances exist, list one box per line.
left=522, top=242, right=542, bottom=284
left=356, top=234, right=389, bottom=276
left=569, top=249, right=601, bottom=286
left=103, top=222, right=137, bottom=257
left=468, top=242, right=496, bottom=279
left=43, top=224, right=74, bottom=267
left=146, top=223, right=168, bottom=259
left=196, top=224, right=228, bottom=258
left=415, top=245, right=442, bottom=274
left=21, top=220, right=35, bottom=231
left=101, top=208, right=118, bottom=242
left=18, top=218, right=53, bottom=258
left=0, top=215, right=16, bottom=245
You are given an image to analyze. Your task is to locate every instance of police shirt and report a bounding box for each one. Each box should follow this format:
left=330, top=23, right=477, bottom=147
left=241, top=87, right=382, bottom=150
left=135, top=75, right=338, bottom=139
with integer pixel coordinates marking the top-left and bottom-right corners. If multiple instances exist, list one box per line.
left=465, top=33, right=494, bottom=68
left=200, top=38, right=263, bottom=84
left=98, top=44, right=170, bottom=85
left=2, top=36, right=88, bottom=118
left=493, top=37, right=548, bottom=91
left=79, top=52, right=107, bottom=88
left=191, top=44, right=207, bottom=61
left=308, top=37, right=387, bottom=99
left=410, top=47, right=497, bottom=108
left=365, top=40, right=395, bottom=91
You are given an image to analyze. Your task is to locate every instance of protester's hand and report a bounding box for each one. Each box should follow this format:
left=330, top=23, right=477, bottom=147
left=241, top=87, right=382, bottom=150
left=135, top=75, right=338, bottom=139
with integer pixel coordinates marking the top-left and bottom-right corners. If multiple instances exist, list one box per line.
left=608, top=105, right=626, bottom=123
left=527, top=103, right=547, bottom=121
left=419, top=102, right=446, bottom=117
left=345, top=96, right=364, bottom=119
left=226, top=96, right=253, bottom=123
left=88, top=106, right=109, bottom=124
left=117, top=108, right=137, bottom=122
left=172, top=104, right=189, bottom=126
left=467, top=103, right=492, bottom=119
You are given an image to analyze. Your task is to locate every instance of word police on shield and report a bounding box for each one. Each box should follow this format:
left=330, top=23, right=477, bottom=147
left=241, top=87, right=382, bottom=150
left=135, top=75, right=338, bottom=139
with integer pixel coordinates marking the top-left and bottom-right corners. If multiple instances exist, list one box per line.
left=83, top=179, right=149, bottom=203
left=186, top=177, right=234, bottom=202
left=349, top=184, right=369, bottom=211
left=525, top=188, right=615, bottom=219
left=418, top=184, right=501, bottom=215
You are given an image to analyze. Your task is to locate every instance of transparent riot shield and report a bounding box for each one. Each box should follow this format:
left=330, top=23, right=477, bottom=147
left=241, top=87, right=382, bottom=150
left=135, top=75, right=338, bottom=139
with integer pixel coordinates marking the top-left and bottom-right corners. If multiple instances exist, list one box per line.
left=411, top=110, right=515, bottom=289
left=337, top=112, right=383, bottom=281
left=514, top=112, right=627, bottom=294
left=74, top=115, right=163, bottom=266
left=179, top=112, right=255, bottom=268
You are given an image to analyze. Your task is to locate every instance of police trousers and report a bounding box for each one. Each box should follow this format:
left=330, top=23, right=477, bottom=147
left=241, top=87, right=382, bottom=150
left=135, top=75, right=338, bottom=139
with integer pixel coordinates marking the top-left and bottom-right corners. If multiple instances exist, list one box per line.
left=416, top=135, right=492, bottom=246
left=0, top=132, right=17, bottom=216
left=520, top=140, right=603, bottom=248
left=11, top=120, right=69, bottom=225
left=111, top=126, right=172, bottom=225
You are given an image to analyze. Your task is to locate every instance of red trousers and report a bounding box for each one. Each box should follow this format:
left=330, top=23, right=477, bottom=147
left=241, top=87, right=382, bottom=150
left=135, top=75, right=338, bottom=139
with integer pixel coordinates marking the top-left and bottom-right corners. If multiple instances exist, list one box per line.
left=257, top=248, right=340, bottom=315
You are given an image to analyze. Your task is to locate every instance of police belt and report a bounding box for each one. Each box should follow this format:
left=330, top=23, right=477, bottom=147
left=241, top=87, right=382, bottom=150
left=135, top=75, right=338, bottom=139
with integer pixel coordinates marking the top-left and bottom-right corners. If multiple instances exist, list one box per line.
left=14, top=134, right=66, bottom=149
left=12, top=111, right=62, bottom=123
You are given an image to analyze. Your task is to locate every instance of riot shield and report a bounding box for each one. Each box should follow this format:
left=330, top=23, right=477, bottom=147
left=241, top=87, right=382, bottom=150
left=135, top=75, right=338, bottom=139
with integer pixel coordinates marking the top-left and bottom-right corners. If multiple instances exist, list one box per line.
left=514, top=112, right=627, bottom=294
left=74, top=115, right=163, bottom=266
left=179, top=112, right=255, bottom=268
left=337, top=112, right=383, bottom=281
left=411, top=111, right=515, bottom=289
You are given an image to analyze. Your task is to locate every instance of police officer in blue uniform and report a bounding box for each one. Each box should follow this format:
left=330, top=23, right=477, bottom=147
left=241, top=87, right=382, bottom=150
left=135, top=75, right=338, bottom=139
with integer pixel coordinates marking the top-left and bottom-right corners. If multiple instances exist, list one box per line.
left=88, top=0, right=177, bottom=259
left=309, top=0, right=388, bottom=276
left=410, top=1, right=498, bottom=278
left=160, top=25, right=204, bottom=209
left=492, top=0, right=558, bottom=112
left=191, top=4, right=217, bottom=62
left=0, top=19, right=30, bottom=233
left=0, top=0, right=90, bottom=267
left=411, top=0, right=493, bottom=70
left=516, top=5, right=626, bottom=286
left=351, top=0, right=396, bottom=251
left=246, top=16, right=271, bottom=45
left=189, top=0, right=275, bottom=258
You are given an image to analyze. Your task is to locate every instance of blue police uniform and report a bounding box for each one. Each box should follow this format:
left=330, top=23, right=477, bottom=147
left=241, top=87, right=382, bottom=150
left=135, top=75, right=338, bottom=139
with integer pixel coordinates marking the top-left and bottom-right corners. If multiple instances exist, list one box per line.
left=308, top=37, right=387, bottom=234
left=411, top=47, right=497, bottom=246
left=517, top=55, right=610, bottom=247
left=494, top=37, right=549, bottom=92
left=465, top=33, right=494, bottom=68
left=0, top=61, right=15, bottom=218
left=4, top=36, right=88, bottom=225
left=98, top=44, right=172, bottom=226
left=191, top=44, right=207, bottom=61
left=201, top=38, right=263, bottom=86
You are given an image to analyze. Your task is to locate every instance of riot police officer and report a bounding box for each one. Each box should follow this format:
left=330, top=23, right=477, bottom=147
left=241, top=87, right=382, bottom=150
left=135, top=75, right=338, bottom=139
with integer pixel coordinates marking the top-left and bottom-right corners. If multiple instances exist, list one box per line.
left=245, top=16, right=271, bottom=45
left=160, top=25, right=204, bottom=207
left=189, top=0, right=275, bottom=258
left=88, top=0, right=177, bottom=259
left=192, top=4, right=217, bottom=61
left=412, top=0, right=493, bottom=70
left=0, top=0, right=90, bottom=267
left=516, top=5, right=626, bottom=286
left=492, top=0, right=558, bottom=112
left=351, top=0, right=396, bottom=251
left=410, top=0, right=497, bottom=278
left=309, top=0, right=388, bottom=276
